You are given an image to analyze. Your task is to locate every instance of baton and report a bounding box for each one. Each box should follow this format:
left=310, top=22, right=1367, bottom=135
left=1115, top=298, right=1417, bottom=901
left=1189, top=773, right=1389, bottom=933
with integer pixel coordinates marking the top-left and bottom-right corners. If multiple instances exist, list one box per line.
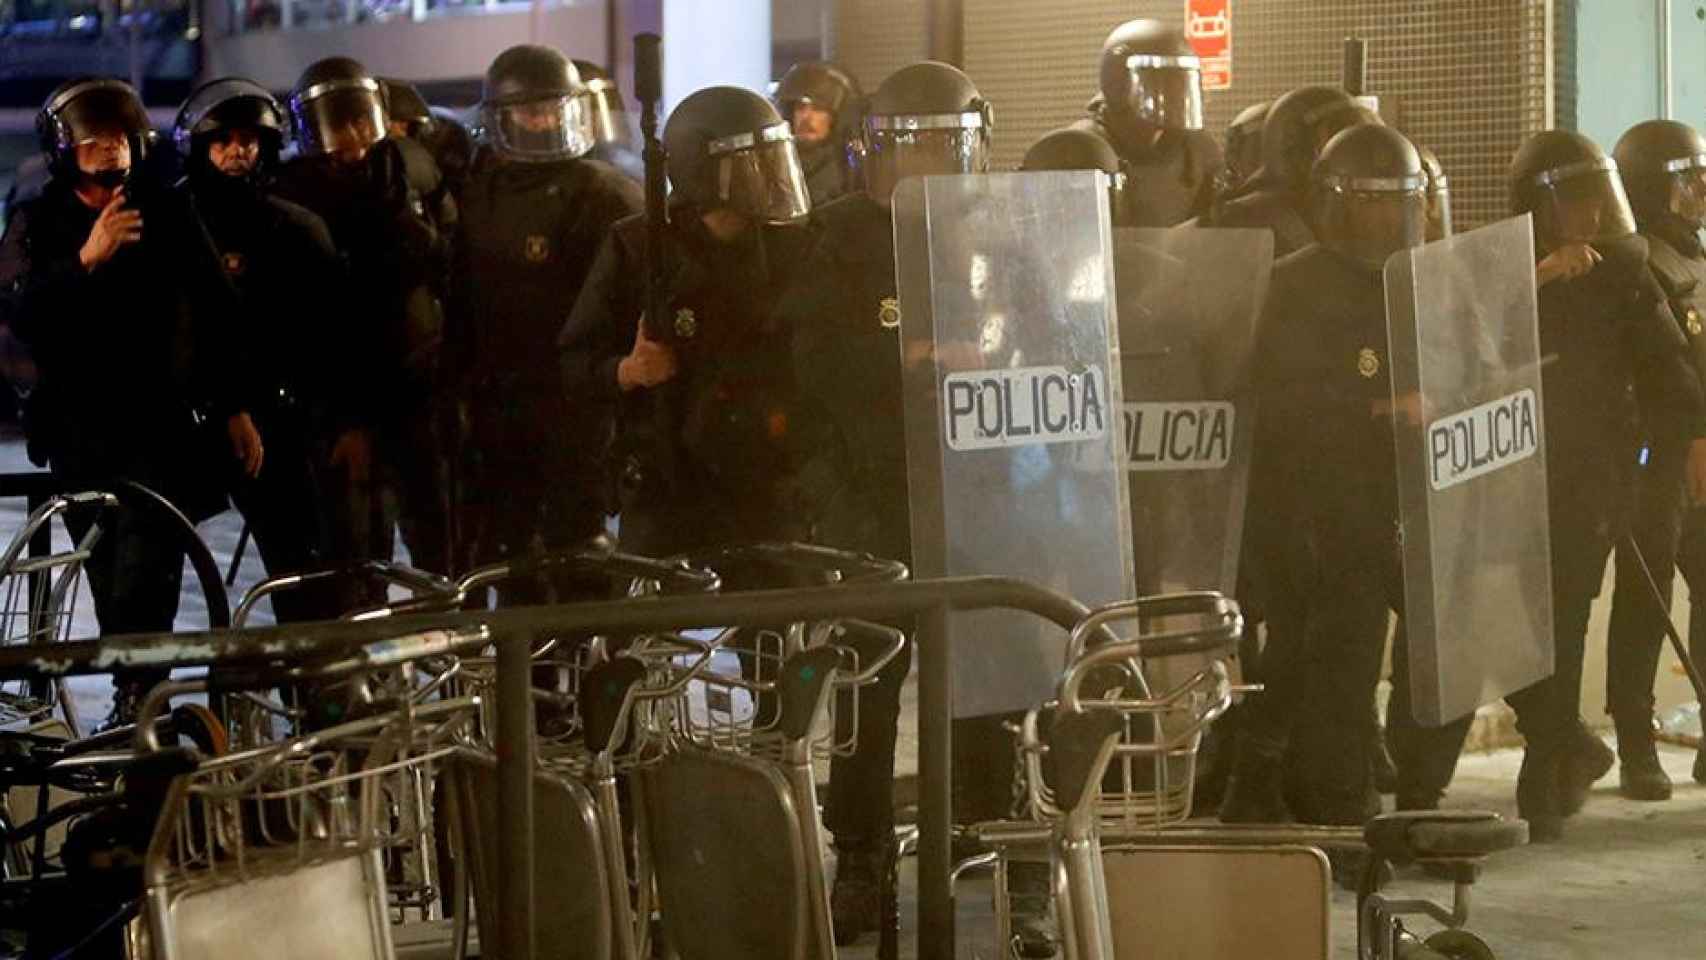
left=1624, top=533, right=1706, bottom=705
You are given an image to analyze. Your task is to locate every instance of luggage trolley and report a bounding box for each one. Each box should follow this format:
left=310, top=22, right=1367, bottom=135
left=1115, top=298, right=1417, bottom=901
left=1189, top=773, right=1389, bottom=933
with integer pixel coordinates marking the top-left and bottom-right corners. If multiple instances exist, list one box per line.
left=436, top=544, right=725, bottom=960
left=128, top=624, right=492, bottom=960
left=639, top=542, right=909, bottom=960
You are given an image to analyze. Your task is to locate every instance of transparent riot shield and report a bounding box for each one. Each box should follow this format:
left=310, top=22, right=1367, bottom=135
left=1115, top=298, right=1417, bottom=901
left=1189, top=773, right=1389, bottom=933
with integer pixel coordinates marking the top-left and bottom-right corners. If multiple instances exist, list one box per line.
left=1115, top=227, right=1274, bottom=596
left=1384, top=214, right=1554, bottom=727
left=894, top=171, right=1134, bottom=718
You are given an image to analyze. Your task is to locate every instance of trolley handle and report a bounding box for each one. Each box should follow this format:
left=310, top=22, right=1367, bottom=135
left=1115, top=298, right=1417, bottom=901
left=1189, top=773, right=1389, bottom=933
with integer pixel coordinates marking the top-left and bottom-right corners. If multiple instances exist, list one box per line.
left=707, top=542, right=910, bottom=585
left=822, top=619, right=908, bottom=687
left=234, top=561, right=460, bottom=627
left=1065, top=593, right=1243, bottom=666
left=458, top=545, right=722, bottom=601
left=1060, top=636, right=1237, bottom=716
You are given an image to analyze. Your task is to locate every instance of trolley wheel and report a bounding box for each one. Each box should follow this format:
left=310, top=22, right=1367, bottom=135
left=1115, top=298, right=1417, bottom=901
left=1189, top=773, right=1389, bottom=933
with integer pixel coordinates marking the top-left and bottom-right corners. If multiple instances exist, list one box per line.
left=1423, top=929, right=1497, bottom=960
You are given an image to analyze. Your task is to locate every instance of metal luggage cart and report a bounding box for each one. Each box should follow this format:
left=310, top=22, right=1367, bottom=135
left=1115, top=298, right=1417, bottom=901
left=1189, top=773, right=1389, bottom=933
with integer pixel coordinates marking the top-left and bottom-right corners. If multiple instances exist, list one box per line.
left=965, top=595, right=1529, bottom=960
left=0, top=491, right=120, bottom=739
left=638, top=542, right=909, bottom=960
left=129, top=625, right=491, bottom=960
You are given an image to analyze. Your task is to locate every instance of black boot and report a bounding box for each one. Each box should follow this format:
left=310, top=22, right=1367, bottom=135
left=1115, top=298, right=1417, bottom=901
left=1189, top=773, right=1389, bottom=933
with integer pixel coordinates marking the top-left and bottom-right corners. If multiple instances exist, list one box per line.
left=1614, top=712, right=1673, bottom=802
left=830, top=841, right=891, bottom=946
left=97, top=681, right=148, bottom=733
left=1516, top=746, right=1563, bottom=843
left=1557, top=718, right=1614, bottom=817
left=1695, top=746, right=1706, bottom=786
left=1220, top=739, right=1292, bottom=824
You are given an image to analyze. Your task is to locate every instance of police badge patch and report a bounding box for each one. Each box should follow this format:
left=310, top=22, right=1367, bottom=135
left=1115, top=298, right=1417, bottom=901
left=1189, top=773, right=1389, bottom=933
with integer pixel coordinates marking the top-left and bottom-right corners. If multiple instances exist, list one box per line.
left=1687, top=307, right=1703, bottom=338
left=221, top=252, right=246, bottom=277
left=1357, top=347, right=1380, bottom=379
left=524, top=235, right=550, bottom=263
left=878, top=297, right=901, bottom=329
left=674, top=307, right=698, bottom=339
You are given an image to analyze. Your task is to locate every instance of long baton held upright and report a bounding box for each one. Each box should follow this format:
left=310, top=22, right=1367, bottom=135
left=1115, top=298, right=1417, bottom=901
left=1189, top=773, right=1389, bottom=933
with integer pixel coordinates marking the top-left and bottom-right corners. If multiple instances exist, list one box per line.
left=1625, top=533, right=1706, bottom=704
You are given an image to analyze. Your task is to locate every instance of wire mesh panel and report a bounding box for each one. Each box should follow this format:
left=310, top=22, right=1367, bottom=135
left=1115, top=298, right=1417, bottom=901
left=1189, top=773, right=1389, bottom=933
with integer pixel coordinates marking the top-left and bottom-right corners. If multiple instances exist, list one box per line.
left=923, top=0, right=1557, bottom=231
left=827, top=0, right=930, bottom=92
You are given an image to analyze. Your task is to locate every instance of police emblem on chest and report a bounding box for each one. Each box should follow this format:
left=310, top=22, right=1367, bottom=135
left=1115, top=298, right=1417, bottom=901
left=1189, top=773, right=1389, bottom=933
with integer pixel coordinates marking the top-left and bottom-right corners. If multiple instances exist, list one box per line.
left=221, top=252, right=246, bottom=277
left=878, top=297, right=901, bottom=330
left=1357, top=347, right=1381, bottom=379
left=1687, top=306, right=1704, bottom=338
left=523, top=235, right=550, bottom=263
left=674, top=308, right=698, bottom=339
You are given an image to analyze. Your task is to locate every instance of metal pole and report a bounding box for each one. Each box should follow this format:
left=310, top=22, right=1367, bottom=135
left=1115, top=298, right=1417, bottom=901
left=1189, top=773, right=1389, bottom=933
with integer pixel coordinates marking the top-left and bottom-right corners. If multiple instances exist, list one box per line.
left=1659, top=0, right=1674, bottom=120
left=496, top=629, right=535, bottom=960
left=917, top=601, right=953, bottom=958
left=1625, top=533, right=1706, bottom=703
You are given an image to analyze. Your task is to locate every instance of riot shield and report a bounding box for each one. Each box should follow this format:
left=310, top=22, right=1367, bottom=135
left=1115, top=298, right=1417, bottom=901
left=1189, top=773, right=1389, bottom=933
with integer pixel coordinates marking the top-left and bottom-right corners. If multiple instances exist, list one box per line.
left=893, top=171, right=1134, bottom=718
left=1384, top=214, right=1554, bottom=727
left=1114, top=227, right=1274, bottom=596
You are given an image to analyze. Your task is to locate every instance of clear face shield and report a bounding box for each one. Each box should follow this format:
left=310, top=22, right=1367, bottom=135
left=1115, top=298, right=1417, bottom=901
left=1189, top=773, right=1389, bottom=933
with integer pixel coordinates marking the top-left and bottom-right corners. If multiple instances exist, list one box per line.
left=1121, top=54, right=1204, bottom=131
left=1530, top=158, right=1639, bottom=249
left=705, top=121, right=812, bottom=224
left=1662, top=153, right=1706, bottom=228
left=484, top=93, right=596, bottom=161
left=293, top=80, right=386, bottom=160
left=581, top=78, right=634, bottom=149
left=860, top=107, right=992, bottom=206
left=1315, top=171, right=1429, bottom=269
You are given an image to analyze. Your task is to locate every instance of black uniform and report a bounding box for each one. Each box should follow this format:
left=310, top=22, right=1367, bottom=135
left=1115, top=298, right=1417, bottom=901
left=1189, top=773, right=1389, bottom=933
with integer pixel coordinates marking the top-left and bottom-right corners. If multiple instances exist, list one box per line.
left=1387, top=235, right=1706, bottom=812
left=273, top=137, right=459, bottom=578
left=0, top=176, right=236, bottom=644
left=1071, top=104, right=1219, bottom=227
left=559, top=209, right=823, bottom=557
left=457, top=156, right=640, bottom=592
left=185, top=169, right=349, bottom=620
left=776, top=192, right=911, bottom=850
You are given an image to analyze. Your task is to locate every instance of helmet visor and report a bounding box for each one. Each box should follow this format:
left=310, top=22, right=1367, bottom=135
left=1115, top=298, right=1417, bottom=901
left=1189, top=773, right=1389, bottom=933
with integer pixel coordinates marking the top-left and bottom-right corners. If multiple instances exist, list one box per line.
left=1532, top=161, right=1638, bottom=246
left=294, top=82, right=386, bottom=157
left=1317, top=177, right=1428, bottom=268
left=1665, top=156, right=1706, bottom=226
left=1427, top=179, right=1454, bottom=241
left=1123, top=55, right=1204, bottom=131
left=59, top=85, right=151, bottom=147
left=862, top=113, right=991, bottom=204
left=708, top=125, right=811, bottom=223
left=486, top=94, right=595, bottom=160
left=583, top=79, right=633, bottom=148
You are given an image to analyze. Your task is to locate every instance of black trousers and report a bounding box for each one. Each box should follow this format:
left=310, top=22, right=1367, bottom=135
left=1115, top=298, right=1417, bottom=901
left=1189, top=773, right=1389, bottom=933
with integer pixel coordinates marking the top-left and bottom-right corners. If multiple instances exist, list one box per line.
left=823, top=627, right=912, bottom=847
left=228, top=409, right=336, bottom=622
left=1387, top=525, right=1610, bottom=805
left=325, top=410, right=454, bottom=604
left=1606, top=471, right=1702, bottom=718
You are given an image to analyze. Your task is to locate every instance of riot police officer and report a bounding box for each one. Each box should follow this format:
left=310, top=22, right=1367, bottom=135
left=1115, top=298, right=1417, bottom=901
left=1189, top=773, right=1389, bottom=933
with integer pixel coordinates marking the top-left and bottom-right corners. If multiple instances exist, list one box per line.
left=1391, top=132, right=1706, bottom=838
left=1417, top=144, right=1453, bottom=242
left=776, top=59, right=991, bottom=946
left=1216, top=100, right=1269, bottom=206
left=172, top=77, right=346, bottom=622
left=1062, top=18, right=1220, bottom=226
left=1020, top=125, right=1132, bottom=226
left=1212, top=85, right=1355, bottom=255
left=570, top=60, right=643, bottom=181
left=456, top=45, right=642, bottom=601
left=1222, top=124, right=1427, bottom=832
left=1605, top=119, right=1706, bottom=799
left=274, top=57, right=459, bottom=584
left=559, top=85, right=819, bottom=558
left=775, top=61, right=863, bottom=205
left=0, top=77, right=257, bottom=722
left=379, top=78, right=476, bottom=202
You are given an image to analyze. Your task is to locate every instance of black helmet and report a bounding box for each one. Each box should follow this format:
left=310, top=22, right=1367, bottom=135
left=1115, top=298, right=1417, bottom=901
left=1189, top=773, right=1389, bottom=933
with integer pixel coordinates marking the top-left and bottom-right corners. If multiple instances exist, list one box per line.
left=173, top=77, right=286, bottom=168
left=775, top=61, right=862, bottom=123
left=857, top=61, right=992, bottom=205
left=1096, top=19, right=1203, bottom=132
left=379, top=78, right=433, bottom=138
left=663, top=86, right=809, bottom=223
left=1222, top=100, right=1269, bottom=191
left=1509, top=130, right=1636, bottom=251
left=1310, top=123, right=1427, bottom=270
left=290, top=57, right=386, bottom=160
left=1416, top=144, right=1453, bottom=241
left=1022, top=127, right=1128, bottom=225
left=481, top=45, right=594, bottom=161
left=1259, top=85, right=1353, bottom=191
left=572, top=59, right=634, bottom=149
left=36, top=77, right=152, bottom=180
left=1613, top=119, right=1706, bottom=231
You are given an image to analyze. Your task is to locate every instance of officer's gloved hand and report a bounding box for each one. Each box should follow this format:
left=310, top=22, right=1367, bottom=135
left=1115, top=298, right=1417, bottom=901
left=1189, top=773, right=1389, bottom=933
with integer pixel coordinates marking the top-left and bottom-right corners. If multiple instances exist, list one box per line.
left=1535, top=242, right=1601, bottom=287
left=227, top=412, right=264, bottom=478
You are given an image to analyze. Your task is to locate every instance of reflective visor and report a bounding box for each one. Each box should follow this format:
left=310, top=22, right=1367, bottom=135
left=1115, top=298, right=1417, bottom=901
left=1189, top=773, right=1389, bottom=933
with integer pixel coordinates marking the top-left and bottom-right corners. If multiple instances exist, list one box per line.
left=1665, top=163, right=1706, bottom=225
left=582, top=79, right=633, bottom=148
left=1123, top=54, right=1204, bottom=131
left=485, top=94, right=595, bottom=161
left=57, top=83, right=151, bottom=146
left=862, top=124, right=991, bottom=205
left=1532, top=159, right=1637, bottom=245
left=293, top=80, right=386, bottom=158
left=708, top=125, right=810, bottom=223
left=1318, top=181, right=1427, bottom=268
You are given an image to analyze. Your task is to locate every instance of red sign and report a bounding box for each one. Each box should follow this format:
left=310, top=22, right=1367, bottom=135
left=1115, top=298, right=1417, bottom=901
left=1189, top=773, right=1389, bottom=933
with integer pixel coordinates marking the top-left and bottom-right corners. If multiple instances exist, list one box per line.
left=1185, top=0, right=1232, bottom=90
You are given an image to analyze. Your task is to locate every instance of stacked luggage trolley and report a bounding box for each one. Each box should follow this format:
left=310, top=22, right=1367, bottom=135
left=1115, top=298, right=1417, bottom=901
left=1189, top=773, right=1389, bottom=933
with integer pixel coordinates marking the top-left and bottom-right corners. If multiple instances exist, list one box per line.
left=0, top=491, right=1532, bottom=959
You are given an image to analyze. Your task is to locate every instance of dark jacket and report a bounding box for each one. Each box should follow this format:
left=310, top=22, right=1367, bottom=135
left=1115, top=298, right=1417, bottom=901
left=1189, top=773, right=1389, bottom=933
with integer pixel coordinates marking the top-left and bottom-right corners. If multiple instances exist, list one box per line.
left=0, top=176, right=240, bottom=518
left=273, top=137, right=457, bottom=421
left=1070, top=104, right=1221, bottom=227
left=1208, top=187, right=1316, bottom=259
